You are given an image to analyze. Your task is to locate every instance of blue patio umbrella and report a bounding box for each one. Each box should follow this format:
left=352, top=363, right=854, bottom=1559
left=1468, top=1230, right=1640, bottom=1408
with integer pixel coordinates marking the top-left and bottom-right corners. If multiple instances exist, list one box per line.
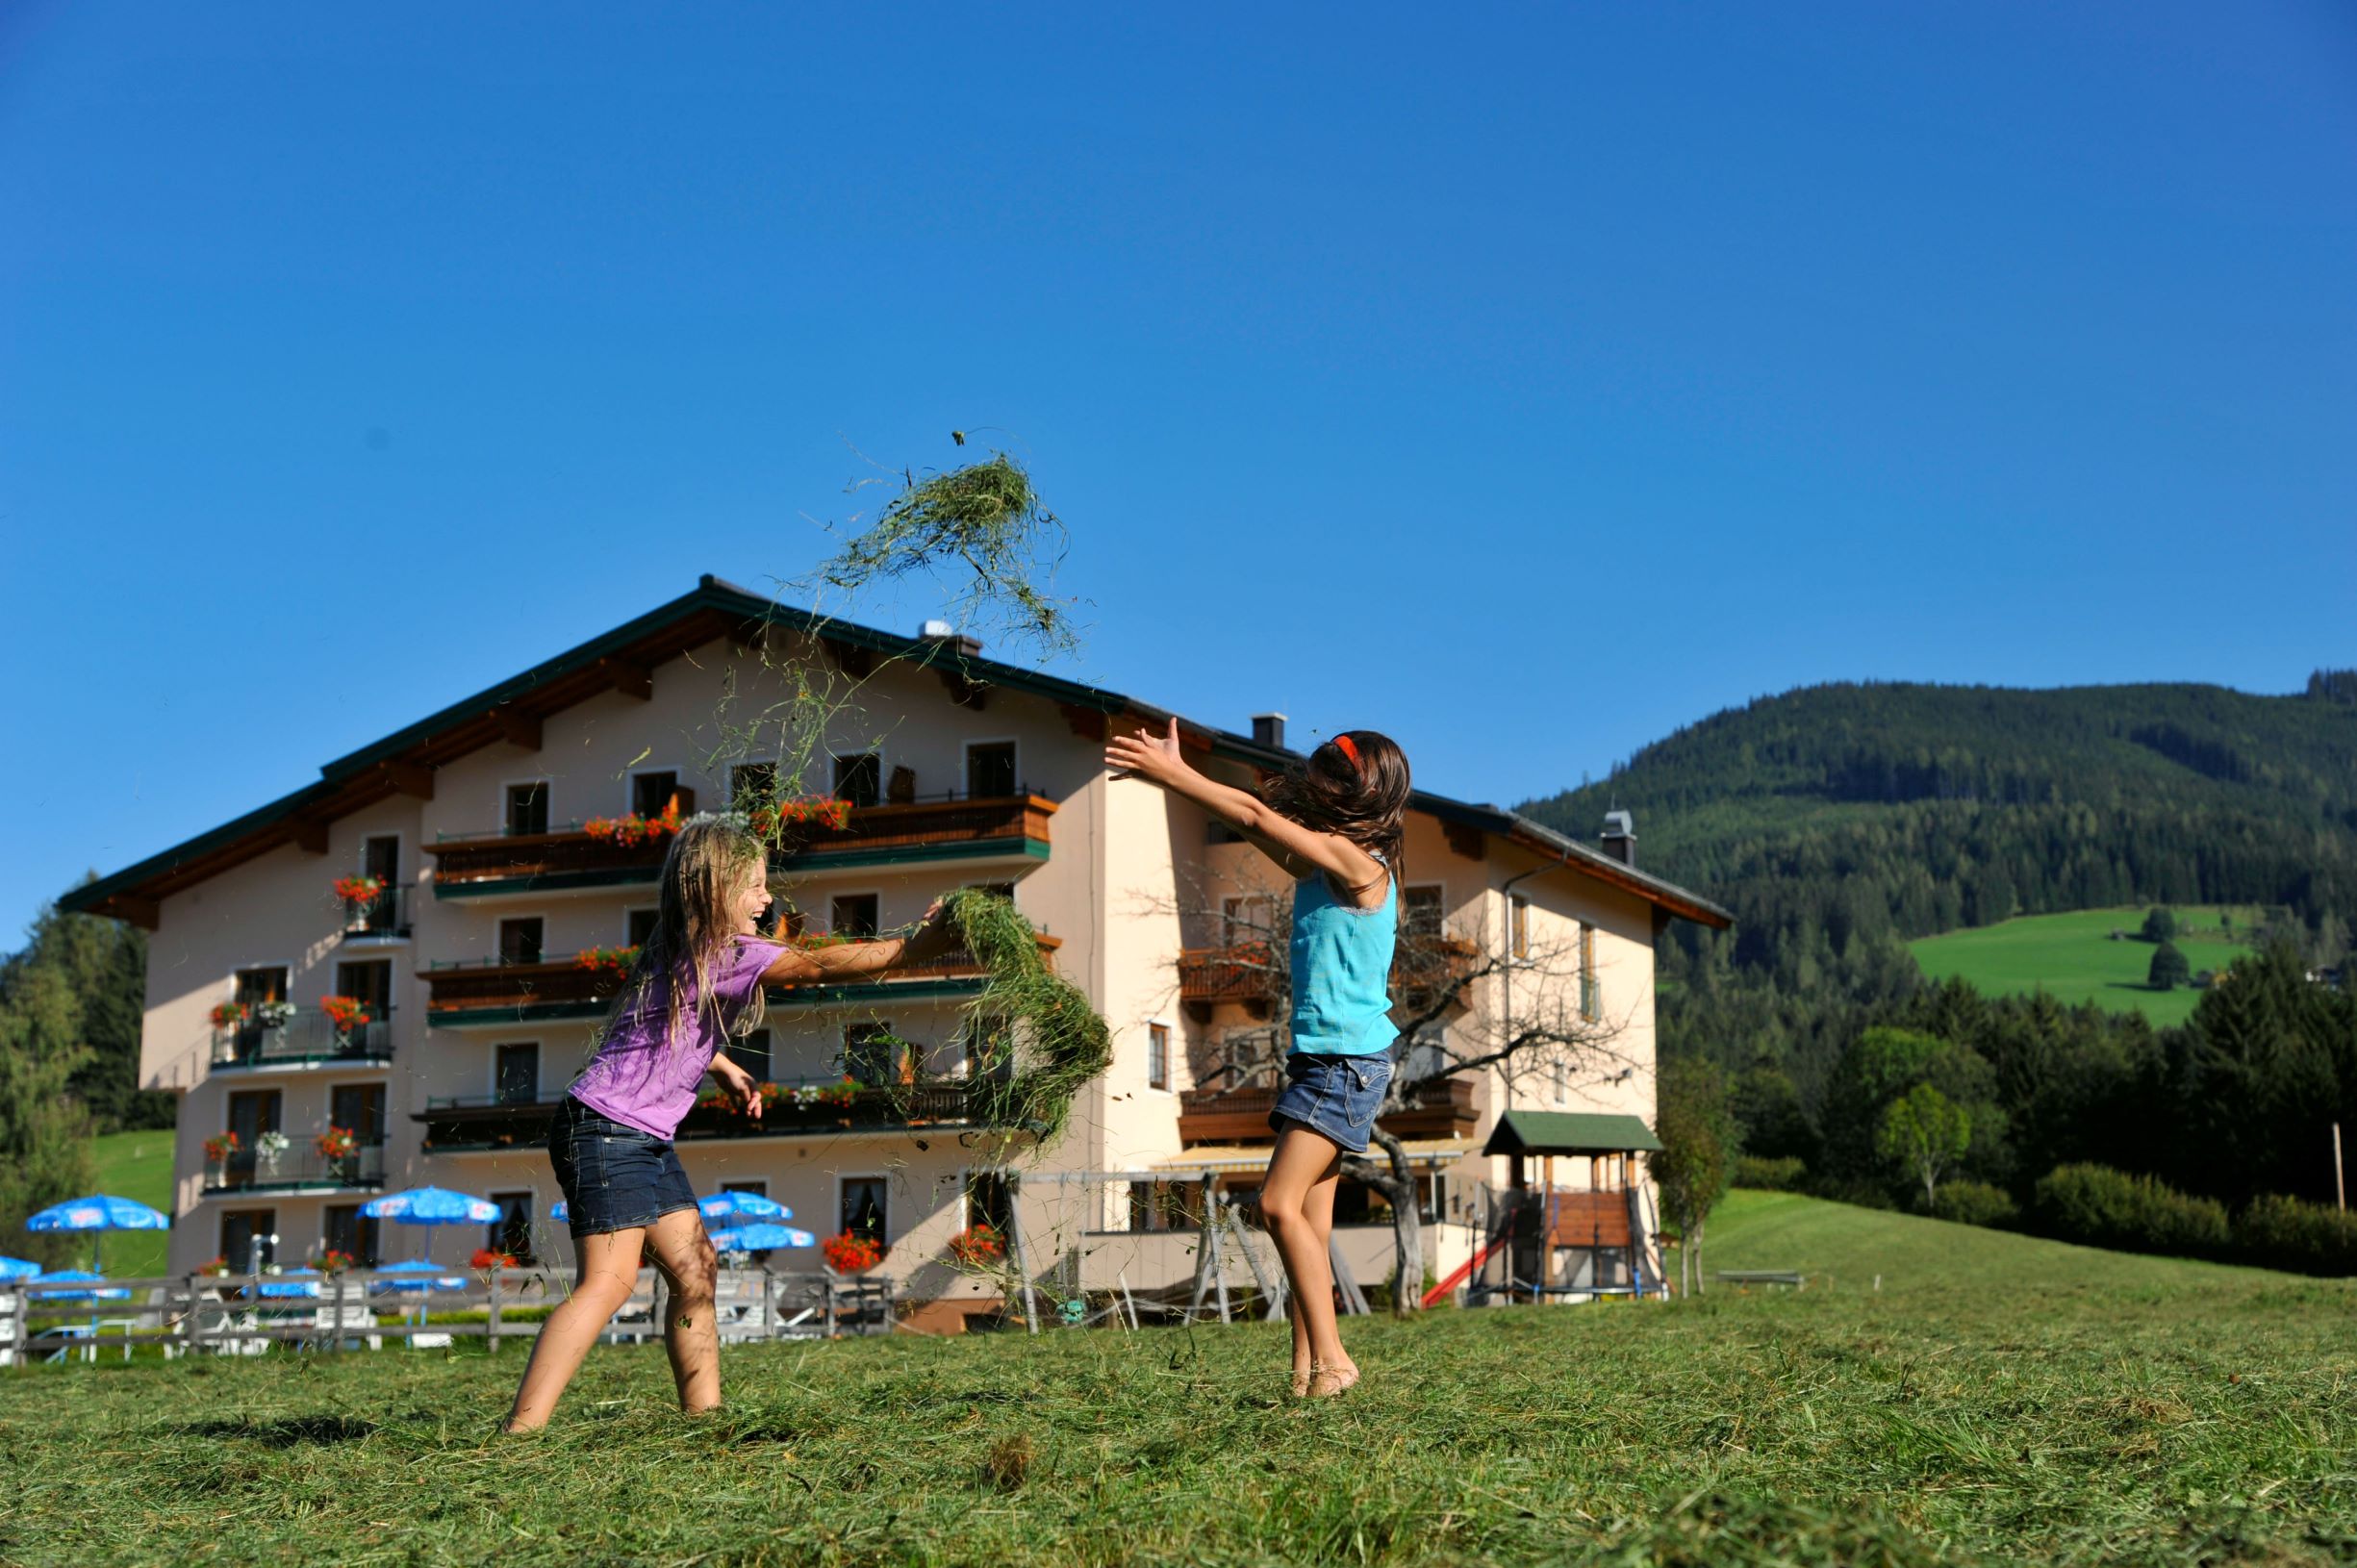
left=0, top=1255, right=41, bottom=1281
left=255, top=1269, right=322, bottom=1300
left=27, top=1270, right=131, bottom=1302
left=707, top=1223, right=815, bottom=1253
left=26, top=1194, right=169, bottom=1273
left=363, top=1186, right=502, bottom=1267
left=699, top=1191, right=791, bottom=1223
left=370, top=1259, right=469, bottom=1294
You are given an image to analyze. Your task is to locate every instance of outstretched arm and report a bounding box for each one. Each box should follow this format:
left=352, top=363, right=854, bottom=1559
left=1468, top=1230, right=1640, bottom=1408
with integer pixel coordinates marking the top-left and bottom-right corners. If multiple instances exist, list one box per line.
left=1105, top=719, right=1381, bottom=889
left=756, top=900, right=957, bottom=988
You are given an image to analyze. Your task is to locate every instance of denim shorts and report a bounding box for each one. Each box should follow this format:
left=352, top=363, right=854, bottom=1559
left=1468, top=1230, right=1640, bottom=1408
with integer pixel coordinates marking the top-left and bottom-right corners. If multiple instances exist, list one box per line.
left=1269, top=1050, right=1395, bottom=1153
left=548, top=1096, right=699, bottom=1237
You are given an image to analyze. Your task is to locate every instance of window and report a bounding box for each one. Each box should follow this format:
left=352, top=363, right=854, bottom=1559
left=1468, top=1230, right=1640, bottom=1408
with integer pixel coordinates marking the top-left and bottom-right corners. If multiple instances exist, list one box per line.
left=1404, top=1027, right=1448, bottom=1079
left=362, top=834, right=399, bottom=886
left=335, top=958, right=393, bottom=1015
left=330, top=1083, right=388, bottom=1146
left=721, top=1179, right=768, bottom=1199
left=488, top=1192, right=536, bottom=1263
left=219, top=1209, right=277, bottom=1272
left=494, top=1043, right=541, bottom=1104
left=730, top=761, right=776, bottom=810
left=322, top=1203, right=380, bottom=1267
left=506, top=782, right=550, bottom=837
left=1510, top=895, right=1531, bottom=961
left=965, top=741, right=1016, bottom=798
left=964, top=1170, right=1014, bottom=1235
left=1579, top=923, right=1599, bottom=1021
left=727, top=1027, right=772, bottom=1081
left=844, top=1023, right=902, bottom=1086
left=1222, top=896, right=1272, bottom=946
left=498, top=918, right=545, bottom=966
left=626, top=907, right=659, bottom=948
left=631, top=771, right=681, bottom=819
left=227, top=1089, right=282, bottom=1146
left=968, top=881, right=1015, bottom=902
left=234, top=966, right=290, bottom=1008
left=1147, top=1023, right=1171, bottom=1092
left=960, top=1015, right=1014, bottom=1082
left=830, top=894, right=878, bottom=940
left=1403, top=886, right=1445, bottom=939
left=832, top=752, right=880, bottom=808
left=840, top=1176, right=887, bottom=1243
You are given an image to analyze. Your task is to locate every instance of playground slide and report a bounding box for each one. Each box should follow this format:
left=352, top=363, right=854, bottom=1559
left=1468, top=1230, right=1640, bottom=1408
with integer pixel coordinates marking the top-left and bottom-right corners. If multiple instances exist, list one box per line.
left=1422, top=1217, right=1514, bottom=1308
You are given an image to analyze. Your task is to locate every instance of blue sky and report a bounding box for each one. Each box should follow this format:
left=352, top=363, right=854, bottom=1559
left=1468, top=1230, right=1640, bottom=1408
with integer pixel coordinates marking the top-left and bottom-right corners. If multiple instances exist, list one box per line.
left=3, top=3, right=2352, bottom=939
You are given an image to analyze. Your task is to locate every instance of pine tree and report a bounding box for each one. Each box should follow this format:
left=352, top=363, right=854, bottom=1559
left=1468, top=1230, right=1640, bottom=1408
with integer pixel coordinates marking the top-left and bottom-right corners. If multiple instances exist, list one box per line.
left=2148, top=941, right=2190, bottom=991
left=0, top=965, right=97, bottom=1269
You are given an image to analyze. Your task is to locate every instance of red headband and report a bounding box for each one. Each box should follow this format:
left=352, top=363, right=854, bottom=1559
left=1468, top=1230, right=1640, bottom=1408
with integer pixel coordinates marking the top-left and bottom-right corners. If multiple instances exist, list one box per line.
left=1332, top=734, right=1362, bottom=773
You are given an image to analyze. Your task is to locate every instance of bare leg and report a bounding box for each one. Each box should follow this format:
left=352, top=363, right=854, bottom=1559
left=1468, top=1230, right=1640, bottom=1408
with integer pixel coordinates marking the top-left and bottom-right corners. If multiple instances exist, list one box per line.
left=1261, top=1124, right=1354, bottom=1397
left=503, top=1228, right=646, bottom=1433
left=643, top=1207, right=722, bottom=1416
left=1284, top=1172, right=1340, bottom=1394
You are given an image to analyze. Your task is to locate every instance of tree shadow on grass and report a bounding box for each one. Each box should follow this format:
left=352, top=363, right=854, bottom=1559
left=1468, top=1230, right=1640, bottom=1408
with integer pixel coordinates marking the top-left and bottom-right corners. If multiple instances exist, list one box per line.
left=179, top=1415, right=378, bottom=1448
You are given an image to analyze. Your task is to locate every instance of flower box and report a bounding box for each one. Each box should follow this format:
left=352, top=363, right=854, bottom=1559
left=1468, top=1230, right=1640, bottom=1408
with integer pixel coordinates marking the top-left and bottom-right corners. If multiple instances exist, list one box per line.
left=822, top=1230, right=886, bottom=1274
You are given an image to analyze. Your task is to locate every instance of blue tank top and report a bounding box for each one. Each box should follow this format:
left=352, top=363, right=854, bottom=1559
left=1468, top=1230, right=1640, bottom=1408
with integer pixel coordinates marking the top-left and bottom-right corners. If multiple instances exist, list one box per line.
left=1288, top=856, right=1399, bottom=1057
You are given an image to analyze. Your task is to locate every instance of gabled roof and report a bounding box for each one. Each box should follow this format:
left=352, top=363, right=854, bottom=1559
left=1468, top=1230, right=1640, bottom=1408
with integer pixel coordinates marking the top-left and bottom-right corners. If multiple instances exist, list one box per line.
left=59, top=576, right=1734, bottom=931
left=1483, top=1110, right=1664, bottom=1156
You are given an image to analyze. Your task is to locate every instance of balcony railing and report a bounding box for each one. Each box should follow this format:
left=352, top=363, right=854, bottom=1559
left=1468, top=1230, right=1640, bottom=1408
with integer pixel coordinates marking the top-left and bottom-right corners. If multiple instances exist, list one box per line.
left=212, top=1010, right=396, bottom=1070
left=423, top=938, right=1061, bottom=1024
left=426, top=793, right=1056, bottom=898
left=417, top=1079, right=997, bottom=1151
left=1175, top=1074, right=1479, bottom=1147
left=340, top=883, right=414, bottom=942
left=1177, top=934, right=1483, bottom=1018
left=201, top=1143, right=388, bottom=1194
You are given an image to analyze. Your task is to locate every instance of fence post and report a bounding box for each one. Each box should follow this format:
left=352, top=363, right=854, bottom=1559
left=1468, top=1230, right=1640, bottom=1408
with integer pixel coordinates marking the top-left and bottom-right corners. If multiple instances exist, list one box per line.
left=487, top=1267, right=502, bottom=1352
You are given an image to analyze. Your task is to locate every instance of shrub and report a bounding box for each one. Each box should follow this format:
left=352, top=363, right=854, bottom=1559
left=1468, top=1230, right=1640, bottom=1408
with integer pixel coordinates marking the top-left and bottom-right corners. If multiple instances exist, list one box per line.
left=1929, top=1180, right=2017, bottom=1228
left=1734, top=1154, right=1808, bottom=1191
left=2033, top=1163, right=2229, bottom=1256
left=2236, top=1194, right=2357, bottom=1277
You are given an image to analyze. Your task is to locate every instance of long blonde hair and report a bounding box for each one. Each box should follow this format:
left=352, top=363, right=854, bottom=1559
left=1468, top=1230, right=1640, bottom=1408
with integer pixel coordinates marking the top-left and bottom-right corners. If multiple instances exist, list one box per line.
left=607, top=817, right=770, bottom=1052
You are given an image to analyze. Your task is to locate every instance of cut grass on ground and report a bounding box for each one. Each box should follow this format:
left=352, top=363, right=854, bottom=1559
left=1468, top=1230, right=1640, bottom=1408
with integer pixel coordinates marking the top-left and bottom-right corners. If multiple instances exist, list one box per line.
left=1909, top=905, right=2257, bottom=1027
left=6, top=1191, right=2353, bottom=1565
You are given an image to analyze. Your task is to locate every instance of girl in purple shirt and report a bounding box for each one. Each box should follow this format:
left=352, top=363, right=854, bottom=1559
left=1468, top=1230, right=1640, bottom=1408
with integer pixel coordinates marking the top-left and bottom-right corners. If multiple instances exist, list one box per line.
left=503, top=817, right=951, bottom=1432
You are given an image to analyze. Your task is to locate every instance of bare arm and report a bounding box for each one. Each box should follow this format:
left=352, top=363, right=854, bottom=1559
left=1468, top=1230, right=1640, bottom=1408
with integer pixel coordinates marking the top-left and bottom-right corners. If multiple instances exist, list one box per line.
left=756, top=900, right=956, bottom=987
left=1104, top=718, right=1382, bottom=892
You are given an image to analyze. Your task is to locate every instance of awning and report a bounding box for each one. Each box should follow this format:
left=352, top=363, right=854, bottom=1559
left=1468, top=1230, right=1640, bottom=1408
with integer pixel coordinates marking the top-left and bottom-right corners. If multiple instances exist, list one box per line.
left=1483, top=1111, right=1662, bottom=1157
left=1155, top=1137, right=1482, bottom=1177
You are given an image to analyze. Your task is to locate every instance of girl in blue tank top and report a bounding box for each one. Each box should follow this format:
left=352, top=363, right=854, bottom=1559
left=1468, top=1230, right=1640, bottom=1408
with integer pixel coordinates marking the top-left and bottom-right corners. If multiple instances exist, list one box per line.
left=1106, top=719, right=1411, bottom=1399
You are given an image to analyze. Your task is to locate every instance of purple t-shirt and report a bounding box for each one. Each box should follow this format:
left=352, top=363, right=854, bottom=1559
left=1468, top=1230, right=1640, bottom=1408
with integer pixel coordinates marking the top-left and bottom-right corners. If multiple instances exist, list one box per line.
left=568, top=937, right=781, bottom=1140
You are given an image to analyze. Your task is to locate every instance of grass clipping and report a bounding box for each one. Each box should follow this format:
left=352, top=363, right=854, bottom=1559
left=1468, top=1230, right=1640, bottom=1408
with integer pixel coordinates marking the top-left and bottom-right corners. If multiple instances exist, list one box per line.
left=817, top=453, right=1075, bottom=658
left=929, top=886, right=1110, bottom=1150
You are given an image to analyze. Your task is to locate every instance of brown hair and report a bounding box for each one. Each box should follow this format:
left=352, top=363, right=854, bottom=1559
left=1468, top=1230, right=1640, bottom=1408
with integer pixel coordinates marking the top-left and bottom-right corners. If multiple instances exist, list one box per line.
left=606, top=817, right=770, bottom=1054
left=1260, top=728, right=1412, bottom=889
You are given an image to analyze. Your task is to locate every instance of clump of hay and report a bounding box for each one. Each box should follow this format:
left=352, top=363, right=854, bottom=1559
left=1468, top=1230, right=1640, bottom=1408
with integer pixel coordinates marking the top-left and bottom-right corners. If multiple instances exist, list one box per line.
left=818, top=454, right=1076, bottom=657
left=930, top=886, right=1111, bottom=1149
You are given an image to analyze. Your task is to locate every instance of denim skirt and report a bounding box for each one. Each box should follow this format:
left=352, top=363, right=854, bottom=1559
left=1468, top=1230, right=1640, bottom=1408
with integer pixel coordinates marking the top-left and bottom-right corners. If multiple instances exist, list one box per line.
left=1268, top=1050, right=1395, bottom=1153
left=547, top=1096, right=699, bottom=1237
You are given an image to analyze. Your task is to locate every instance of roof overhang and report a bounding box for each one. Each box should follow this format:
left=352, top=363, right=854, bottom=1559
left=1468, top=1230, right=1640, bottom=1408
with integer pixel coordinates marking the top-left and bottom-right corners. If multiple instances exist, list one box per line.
left=1483, top=1111, right=1664, bottom=1156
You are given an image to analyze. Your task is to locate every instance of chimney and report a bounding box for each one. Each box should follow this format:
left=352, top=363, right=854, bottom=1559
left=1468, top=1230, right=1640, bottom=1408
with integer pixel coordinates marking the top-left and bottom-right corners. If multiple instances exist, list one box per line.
left=918, top=620, right=983, bottom=659
left=1252, top=712, right=1287, bottom=749
left=1601, top=810, right=1636, bottom=867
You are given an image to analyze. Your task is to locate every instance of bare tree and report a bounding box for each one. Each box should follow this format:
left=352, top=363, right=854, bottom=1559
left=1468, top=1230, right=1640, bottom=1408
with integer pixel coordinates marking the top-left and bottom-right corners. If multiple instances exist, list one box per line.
left=1157, top=864, right=1645, bottom=1316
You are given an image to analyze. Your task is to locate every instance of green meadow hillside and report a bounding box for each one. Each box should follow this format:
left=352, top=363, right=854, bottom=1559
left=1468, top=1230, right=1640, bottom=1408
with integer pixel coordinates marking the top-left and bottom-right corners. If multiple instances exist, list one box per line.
left=1908, top=905, right=2256, bottom=1028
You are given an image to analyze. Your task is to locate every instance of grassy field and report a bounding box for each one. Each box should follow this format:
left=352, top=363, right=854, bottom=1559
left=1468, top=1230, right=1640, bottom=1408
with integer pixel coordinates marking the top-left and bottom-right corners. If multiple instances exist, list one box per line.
left=56, top=1129, right=178, bottom=1277
left=1909, top=905, right=2258, bottom=1027
left=6, top=1193, right=2354, bottom=1566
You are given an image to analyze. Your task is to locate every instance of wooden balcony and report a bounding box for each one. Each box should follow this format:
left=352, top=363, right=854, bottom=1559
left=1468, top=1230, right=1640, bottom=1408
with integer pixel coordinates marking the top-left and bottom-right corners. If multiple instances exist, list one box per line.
left=422, top=936, right=1062, bottom=1027
left=1176, top=1074, right=1479, bottom=1148
left=425, top=794, right=1055, bottom=899
left=1177, top=933, right=1483, bottom=1023
left=417, top=1081, right=997, bottom=1151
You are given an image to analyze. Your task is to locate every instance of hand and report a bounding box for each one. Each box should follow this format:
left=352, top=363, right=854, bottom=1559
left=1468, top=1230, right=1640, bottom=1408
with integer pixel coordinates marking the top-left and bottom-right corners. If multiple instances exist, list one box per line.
left=901, top=898, right=958, bottom=963
left=1104, top=716, right=1186, bottom=785
left=715, top=1059, right=764, bottom=1120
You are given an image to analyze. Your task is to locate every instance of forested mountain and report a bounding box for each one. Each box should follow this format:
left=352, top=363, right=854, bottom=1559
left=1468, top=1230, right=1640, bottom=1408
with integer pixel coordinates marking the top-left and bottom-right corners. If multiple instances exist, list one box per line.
left=1519, top=672, right=2357, bottom=1211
